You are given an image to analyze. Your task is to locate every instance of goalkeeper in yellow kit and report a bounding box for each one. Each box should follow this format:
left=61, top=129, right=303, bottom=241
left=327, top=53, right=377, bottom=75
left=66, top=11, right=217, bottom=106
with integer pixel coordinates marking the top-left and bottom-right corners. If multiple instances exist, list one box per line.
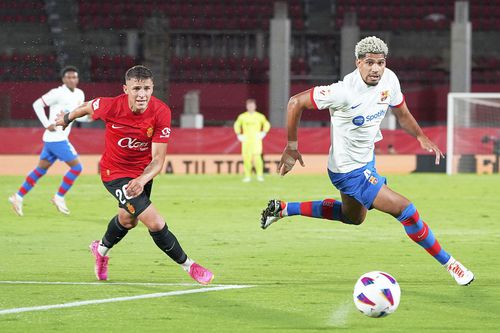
left=233, top=99, right=271, bottom=182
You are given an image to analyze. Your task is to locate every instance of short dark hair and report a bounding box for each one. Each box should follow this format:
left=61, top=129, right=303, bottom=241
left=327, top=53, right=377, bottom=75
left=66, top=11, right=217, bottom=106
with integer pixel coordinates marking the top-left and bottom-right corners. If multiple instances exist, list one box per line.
left=125, top=65, right=154, bottom=82
left=60, top=65, right=78, bottom=78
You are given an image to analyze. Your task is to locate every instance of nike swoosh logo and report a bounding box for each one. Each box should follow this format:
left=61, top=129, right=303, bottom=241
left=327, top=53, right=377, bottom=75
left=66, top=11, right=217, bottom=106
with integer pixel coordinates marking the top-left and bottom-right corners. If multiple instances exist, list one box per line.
left=111, top=124, right=124, bottom=129
left=351, top=103, right=362, bottom=109
left=417, top=225, right=427, bottom=239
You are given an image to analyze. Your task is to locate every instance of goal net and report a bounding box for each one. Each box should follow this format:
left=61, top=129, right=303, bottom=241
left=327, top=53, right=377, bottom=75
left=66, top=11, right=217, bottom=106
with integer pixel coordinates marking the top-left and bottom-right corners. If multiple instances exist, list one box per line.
left=447, top=93, right=500, bottom=175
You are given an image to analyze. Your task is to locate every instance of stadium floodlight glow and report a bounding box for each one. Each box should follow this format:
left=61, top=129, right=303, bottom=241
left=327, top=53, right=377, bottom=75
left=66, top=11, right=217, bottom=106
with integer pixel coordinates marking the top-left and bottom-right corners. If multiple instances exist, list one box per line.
left=446, top=93, right=500, bottom=175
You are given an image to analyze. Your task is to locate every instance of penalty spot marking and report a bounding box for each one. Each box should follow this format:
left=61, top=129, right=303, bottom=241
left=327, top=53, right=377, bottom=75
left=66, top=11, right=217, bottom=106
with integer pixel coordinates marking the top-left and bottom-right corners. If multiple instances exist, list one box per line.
left=0, top=282, right=253, bottom=316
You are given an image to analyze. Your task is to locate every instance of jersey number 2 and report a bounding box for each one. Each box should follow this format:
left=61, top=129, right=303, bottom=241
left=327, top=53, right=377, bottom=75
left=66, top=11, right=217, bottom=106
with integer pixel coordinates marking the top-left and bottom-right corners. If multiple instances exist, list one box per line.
left=115, top=185, right=133, bottom=204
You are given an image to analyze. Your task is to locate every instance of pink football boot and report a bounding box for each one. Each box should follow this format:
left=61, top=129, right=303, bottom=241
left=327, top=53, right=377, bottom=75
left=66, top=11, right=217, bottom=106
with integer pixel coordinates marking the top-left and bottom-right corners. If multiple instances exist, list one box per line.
left=188, top=263, right=214, bottom=285
left=89, top=240, right=109, bottom=281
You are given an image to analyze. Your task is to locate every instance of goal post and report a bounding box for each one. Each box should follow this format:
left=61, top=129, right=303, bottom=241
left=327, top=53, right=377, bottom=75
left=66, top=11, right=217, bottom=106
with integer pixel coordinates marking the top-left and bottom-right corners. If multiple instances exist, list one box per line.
left=447, top=92, right=500, bottom=175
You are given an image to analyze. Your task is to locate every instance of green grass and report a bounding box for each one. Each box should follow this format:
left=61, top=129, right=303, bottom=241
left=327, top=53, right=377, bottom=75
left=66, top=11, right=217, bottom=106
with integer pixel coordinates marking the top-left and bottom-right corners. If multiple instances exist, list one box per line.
left=0, top=173, right=499, bottom=332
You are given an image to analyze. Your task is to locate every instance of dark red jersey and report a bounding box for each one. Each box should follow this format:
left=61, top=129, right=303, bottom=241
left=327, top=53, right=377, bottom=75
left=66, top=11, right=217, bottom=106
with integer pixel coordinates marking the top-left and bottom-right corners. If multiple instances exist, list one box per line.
left=91, top=94, right=171, bottom=181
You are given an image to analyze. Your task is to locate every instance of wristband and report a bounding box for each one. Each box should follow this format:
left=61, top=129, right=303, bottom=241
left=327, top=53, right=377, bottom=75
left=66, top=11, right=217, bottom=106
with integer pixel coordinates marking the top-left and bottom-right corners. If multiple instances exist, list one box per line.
left=287, top=141, right=298, bottom=150
left=63, top=112, right=73, bottom=125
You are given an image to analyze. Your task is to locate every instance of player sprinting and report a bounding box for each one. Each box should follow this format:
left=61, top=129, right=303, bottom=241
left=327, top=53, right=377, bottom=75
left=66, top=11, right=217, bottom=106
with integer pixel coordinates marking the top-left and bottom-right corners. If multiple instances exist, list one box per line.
left=260, top=36, right=474, bottom=286
left=9, top=66, right=87, bottom=216
left=233, top=99, right=271, bottom=182
left=55, top=65, right=213, bottom=285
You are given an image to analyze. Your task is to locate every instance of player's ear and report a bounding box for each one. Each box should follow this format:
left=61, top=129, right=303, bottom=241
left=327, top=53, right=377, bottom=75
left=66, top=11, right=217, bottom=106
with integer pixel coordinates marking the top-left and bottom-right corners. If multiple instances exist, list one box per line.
left=123, top=84, right=128, bottom=94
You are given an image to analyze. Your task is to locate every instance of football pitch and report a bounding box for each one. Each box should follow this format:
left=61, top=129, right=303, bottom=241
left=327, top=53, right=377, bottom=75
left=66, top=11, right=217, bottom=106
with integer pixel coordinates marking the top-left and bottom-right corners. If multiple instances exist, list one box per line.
left=0, top=173, right=499, bottom=332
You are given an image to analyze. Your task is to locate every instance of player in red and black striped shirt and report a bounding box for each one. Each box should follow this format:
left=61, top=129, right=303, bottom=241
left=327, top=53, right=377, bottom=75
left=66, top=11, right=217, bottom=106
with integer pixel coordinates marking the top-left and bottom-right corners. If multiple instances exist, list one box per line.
left=56, top=65, right=213, bottom=285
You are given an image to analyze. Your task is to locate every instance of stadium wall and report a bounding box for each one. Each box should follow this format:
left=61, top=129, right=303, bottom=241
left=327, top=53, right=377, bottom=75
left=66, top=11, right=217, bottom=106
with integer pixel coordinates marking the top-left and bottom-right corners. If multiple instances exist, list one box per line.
left=0, top=127, right=496, bottom=175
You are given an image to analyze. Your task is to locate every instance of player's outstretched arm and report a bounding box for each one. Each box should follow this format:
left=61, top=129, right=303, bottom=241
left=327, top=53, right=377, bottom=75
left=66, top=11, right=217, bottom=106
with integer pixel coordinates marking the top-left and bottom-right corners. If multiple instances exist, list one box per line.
left=277, top=89, right=314, bottom=176
left=125, top=142, right=167, bottom=198
left=54, top=102, right=94, bottom=129
left=392, top=101, right=444, bottom=165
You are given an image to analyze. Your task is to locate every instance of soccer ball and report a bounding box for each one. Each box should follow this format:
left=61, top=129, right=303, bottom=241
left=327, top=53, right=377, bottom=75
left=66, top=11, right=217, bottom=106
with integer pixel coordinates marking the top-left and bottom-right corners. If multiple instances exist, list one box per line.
left=353, top=271, right=401, bottom=318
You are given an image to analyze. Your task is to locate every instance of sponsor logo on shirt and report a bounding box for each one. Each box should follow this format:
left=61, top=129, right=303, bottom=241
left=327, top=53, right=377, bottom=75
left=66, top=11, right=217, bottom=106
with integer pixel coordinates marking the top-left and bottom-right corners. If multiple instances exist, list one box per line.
left=117, top=137, right=149, bottom=151
left=159, top=127, right=171, bottom=139
left=352, top=115, right=365, bottom=126
left=352, top=109, right=387, bottom=126
left=366, top=109, right=386, bottom=122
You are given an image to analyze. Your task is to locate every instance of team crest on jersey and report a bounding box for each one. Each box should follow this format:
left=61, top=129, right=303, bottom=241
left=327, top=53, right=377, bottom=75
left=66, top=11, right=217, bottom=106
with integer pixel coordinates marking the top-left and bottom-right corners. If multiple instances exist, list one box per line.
left=126, top=202, right=136, bottom=214
left=380, top=90, right=389, bottom=102
left=146, top=127, right=154, bottom=138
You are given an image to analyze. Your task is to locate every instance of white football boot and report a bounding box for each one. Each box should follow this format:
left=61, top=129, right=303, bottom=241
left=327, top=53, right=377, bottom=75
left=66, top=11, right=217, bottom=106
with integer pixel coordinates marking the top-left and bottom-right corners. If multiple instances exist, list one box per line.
left=260, top=199, right=284, bottom=229
left=445, top=257, right=474, bottom=286
left=8, top=194, right=23, bottom=216
left=51, top=195, right=70, bottom=215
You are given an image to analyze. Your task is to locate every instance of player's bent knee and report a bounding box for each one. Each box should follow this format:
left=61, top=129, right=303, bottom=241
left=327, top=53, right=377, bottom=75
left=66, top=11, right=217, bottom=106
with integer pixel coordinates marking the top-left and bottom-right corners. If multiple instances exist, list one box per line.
left=342, top=214, right=365, bottom=225
left=118, top=211, right=138, bottom=229
left=120, top=219, right=138, bottom=229
left=342, top=207, right=367, bottom=225
left=350, top=216, right=365, bottom=225
left=143, top=217, right=165, bottom=232
left=72, top=163, right=83, bottom=173
left=394, top=200, right=412, bottom=217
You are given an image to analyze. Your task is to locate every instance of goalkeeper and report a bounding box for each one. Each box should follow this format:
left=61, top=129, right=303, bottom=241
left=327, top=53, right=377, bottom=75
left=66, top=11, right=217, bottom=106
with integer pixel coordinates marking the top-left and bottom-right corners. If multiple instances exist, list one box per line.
left=233, top=99, right=271, bottom=182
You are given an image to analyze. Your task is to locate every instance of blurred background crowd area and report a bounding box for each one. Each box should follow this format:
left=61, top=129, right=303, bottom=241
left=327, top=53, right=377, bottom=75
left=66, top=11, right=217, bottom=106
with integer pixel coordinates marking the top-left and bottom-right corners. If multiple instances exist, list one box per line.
left=0, top=0, right=499, bottom=127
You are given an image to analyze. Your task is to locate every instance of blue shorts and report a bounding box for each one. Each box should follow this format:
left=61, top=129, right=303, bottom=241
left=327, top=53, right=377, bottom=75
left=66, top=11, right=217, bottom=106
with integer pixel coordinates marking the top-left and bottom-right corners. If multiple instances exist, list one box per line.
left=40, top=140, right=78, bottom=163
left=328, top=159, right=386, bottom=210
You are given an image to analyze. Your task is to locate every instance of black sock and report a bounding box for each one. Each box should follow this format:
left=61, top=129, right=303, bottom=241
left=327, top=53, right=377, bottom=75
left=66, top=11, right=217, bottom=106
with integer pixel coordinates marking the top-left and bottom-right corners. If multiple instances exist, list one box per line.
left=149, top=224, right=188, bottom=264
left=102, top=215, right=129, bottom=249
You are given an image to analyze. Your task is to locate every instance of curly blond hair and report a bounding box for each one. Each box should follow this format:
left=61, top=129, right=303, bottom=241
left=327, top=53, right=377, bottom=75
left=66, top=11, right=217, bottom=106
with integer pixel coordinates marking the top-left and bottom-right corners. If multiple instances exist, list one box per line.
left=355, top=36, right=388, bottom=59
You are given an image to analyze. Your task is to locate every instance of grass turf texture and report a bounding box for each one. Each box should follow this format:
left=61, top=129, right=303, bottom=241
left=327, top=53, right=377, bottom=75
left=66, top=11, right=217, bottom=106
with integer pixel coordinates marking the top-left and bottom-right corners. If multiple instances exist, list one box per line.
left=0, top=173, right=499, bottom=332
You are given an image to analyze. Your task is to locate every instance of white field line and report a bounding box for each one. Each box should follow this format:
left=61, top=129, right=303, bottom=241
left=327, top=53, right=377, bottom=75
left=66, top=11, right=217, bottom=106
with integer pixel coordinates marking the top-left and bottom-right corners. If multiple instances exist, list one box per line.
left=0, top=284, right=253, bottom=315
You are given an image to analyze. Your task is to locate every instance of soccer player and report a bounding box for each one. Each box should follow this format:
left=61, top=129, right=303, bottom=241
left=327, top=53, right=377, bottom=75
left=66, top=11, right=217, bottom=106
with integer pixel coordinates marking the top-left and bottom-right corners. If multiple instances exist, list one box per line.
left=8, top=66, right=86, bottom=216
left=55, top=65, right=213, bottom=285
left=233, top=99, right=271, bottom=182
left=260, top=36, right=474, bottom=286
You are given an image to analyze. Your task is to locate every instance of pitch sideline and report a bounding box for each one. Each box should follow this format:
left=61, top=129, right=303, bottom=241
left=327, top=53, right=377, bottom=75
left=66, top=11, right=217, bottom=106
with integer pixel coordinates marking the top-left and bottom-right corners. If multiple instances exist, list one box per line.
left=0, top=281, right=254, bottom=315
